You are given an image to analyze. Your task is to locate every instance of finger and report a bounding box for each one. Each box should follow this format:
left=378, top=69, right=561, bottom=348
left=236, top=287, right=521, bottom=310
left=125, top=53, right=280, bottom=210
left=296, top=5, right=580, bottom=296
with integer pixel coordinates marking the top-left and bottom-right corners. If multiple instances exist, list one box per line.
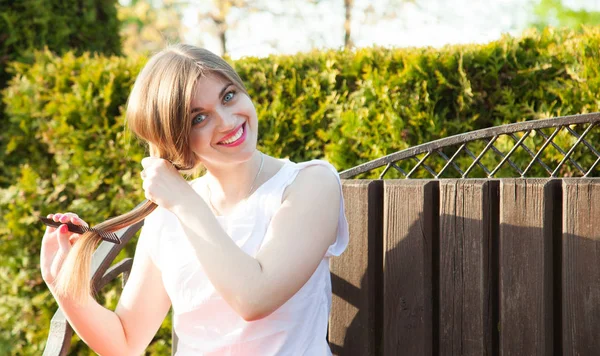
left=75, top=217, right=89, bottom=227
left=44, top=225, right=57, bottom=235
left=63, top=212, right=79, bottom=219
left=50, top=214, right=68, bottom=235
left=60, top=212, right=76, bottom=221
left=45, top=214, right=57, bottom=233
left=59, top=213, right=79, bottom=224
left=63, top=212, right=87, bottom=227
left=56, top=224, right=72, bottom=255
left=69, top=234, right=80, bottom=245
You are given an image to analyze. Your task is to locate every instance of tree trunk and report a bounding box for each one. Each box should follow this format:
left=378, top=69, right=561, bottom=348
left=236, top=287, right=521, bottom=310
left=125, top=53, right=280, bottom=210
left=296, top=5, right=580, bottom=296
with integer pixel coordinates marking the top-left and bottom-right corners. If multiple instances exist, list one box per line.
left=344, top=0, right=354, bottom=48
left=219, top=28, right=227, bottom=55
left=212, top=15, right=228, bottom=56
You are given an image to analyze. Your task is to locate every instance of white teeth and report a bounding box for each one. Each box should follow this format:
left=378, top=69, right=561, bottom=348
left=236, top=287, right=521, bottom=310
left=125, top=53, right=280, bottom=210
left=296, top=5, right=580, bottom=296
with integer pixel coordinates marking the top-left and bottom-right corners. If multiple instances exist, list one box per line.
left=220, top=125, right=244, bottom=144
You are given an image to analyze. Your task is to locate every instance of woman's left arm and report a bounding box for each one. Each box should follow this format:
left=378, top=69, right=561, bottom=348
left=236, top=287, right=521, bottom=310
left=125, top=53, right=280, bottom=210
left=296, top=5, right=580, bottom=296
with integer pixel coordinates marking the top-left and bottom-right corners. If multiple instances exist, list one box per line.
left=140, top=158, right=340, bottom=322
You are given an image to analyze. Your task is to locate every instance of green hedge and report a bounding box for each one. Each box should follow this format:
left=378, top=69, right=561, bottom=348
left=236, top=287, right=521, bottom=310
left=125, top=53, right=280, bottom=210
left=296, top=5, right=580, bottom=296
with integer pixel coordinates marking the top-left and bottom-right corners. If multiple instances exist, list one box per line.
left=0, top=0, right=122, bottom=188
left=2, top=27, right=600, bottom=354
left=234, top=27, right=600, bottom=178
left=0, top=0, right=121, bottom=88
left=0, top=51, right=166, bottom=355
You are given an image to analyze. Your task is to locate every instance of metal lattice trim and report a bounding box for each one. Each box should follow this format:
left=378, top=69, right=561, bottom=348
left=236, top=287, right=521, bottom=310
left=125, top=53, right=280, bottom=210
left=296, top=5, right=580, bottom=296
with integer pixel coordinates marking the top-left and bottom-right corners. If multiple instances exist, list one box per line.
left=339, top=113, right=600, bottom=179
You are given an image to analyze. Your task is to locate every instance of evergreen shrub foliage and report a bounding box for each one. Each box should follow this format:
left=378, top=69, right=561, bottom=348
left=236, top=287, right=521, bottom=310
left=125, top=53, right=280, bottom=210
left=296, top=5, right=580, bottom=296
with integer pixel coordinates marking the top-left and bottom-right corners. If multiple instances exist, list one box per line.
left=234, top=28, right=600, bottom=178
left=0, top=0, right=121, bottom=88
left=0, top=0, right=122, bottom=187
left=2, top=27, right=600, bottom=354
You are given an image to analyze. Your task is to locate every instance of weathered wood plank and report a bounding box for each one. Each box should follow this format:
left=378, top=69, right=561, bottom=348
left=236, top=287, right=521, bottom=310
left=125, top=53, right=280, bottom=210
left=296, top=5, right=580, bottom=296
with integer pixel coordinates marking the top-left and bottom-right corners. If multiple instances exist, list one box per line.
left=172, top=313, right=178, bottom=356
left=383, top=180, right=437, bottom=356
left=499, top=179, right=557, bottom=356
left=562, top=179, right=600, bottom=356
left=439, top=180, right=495, bottom=356
left=330, top=180, right=383, bottom=356
left=42, top=309, right=72, bottom=356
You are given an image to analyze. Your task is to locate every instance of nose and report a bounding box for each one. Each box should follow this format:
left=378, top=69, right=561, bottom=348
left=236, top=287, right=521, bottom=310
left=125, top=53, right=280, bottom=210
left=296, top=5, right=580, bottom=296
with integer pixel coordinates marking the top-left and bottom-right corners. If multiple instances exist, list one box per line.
left=215, top=107, right=238, bottom=132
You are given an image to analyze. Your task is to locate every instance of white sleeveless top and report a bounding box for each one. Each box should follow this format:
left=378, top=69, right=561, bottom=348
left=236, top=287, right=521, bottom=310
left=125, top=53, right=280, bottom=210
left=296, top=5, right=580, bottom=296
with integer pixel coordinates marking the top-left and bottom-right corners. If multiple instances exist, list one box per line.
left=139, top=159, right=350, bottom=355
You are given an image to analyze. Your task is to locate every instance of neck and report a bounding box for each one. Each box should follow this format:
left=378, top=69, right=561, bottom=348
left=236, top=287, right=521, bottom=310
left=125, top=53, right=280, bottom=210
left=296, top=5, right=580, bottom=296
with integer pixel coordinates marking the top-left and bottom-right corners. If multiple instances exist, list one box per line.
left=203, top=150, right=264, bottom=203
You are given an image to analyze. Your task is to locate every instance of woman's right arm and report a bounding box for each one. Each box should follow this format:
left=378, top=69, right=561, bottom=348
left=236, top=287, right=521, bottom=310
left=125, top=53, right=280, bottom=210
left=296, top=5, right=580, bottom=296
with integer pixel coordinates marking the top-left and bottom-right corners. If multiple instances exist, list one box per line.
left=42, top=213, right=171, bottom=355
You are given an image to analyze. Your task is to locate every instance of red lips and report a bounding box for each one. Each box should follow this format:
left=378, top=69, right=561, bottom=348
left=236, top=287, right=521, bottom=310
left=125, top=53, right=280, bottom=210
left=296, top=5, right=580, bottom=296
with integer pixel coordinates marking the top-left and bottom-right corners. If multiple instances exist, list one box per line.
left=218, top=123, right=244, bottom=143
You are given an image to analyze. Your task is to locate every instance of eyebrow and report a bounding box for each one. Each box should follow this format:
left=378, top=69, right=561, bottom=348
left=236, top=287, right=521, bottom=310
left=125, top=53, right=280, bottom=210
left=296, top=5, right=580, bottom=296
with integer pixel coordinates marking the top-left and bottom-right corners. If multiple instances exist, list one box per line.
left=190, top=82, right=233, bottom=114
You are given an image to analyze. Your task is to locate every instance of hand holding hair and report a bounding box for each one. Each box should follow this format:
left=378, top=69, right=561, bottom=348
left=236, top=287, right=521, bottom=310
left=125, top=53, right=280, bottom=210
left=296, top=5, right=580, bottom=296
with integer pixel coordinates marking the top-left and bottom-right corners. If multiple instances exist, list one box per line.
left=40, top=213, right=87, bottom=289
left=44, top=156, right=192, bottom=304
left=140, top=157, right=195, bottom=211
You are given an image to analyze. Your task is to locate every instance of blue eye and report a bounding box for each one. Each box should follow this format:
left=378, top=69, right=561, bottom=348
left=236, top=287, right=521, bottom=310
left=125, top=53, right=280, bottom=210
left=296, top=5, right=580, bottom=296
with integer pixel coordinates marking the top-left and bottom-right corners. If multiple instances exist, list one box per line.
left=192, top=113, right=207, bottom=125
left=224, top=90, right=236, bottom=103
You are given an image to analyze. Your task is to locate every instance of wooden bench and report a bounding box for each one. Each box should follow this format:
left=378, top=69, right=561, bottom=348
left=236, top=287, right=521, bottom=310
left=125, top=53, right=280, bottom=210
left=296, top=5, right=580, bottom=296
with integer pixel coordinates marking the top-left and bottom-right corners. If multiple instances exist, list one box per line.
left=44, top=113, right=600, bottom=355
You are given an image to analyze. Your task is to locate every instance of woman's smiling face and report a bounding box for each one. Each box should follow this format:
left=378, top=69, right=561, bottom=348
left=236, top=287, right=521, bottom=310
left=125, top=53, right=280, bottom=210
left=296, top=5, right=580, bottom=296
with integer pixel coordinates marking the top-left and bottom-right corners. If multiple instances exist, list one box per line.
left=189, top=73, right=258, bottom=166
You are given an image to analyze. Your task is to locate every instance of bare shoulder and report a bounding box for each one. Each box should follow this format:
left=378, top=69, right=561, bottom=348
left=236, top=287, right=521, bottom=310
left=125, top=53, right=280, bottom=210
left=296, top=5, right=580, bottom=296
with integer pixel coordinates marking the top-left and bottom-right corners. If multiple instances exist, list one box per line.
left=282, top=163, right=340, bottom=203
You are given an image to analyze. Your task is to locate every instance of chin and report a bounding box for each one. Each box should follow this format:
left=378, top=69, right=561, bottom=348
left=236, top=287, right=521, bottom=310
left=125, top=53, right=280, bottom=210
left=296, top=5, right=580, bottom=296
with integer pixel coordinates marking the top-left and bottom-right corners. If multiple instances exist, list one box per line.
left=218, top=143, right=258, bottom=163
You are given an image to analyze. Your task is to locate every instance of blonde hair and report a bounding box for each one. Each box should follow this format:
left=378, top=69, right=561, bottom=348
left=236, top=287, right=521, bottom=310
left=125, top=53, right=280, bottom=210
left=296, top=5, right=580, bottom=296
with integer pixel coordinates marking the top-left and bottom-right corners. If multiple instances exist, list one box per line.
left=53, top=44, right=249, bottom=304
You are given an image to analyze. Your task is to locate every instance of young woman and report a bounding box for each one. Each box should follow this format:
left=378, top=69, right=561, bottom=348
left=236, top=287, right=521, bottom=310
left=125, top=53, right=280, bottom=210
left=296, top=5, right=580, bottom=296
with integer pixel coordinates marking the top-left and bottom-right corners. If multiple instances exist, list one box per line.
left=40, top=44, right=349, bottom=355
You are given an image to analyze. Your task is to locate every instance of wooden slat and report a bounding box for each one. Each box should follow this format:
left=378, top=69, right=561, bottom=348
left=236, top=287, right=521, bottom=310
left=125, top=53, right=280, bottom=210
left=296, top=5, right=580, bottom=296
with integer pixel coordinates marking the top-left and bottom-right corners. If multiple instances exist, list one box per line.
left=439, top=180, right=495, bottom=356
left=42, top=309, right=72, bottom=356
left=383, top=180, right=437, bottom=356
left=562, top=179, right=600, bottom=356
left=172, top=313, right=178, bottom=356
left=499, top=179, right=557, bottom=356
left=330, top=180, right=383, bottom=356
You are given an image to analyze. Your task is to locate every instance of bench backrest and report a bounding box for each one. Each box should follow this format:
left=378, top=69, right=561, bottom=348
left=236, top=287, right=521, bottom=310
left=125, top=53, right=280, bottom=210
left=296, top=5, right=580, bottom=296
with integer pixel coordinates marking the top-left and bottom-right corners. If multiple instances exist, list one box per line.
left=330, top=178, right=600, bottom=355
